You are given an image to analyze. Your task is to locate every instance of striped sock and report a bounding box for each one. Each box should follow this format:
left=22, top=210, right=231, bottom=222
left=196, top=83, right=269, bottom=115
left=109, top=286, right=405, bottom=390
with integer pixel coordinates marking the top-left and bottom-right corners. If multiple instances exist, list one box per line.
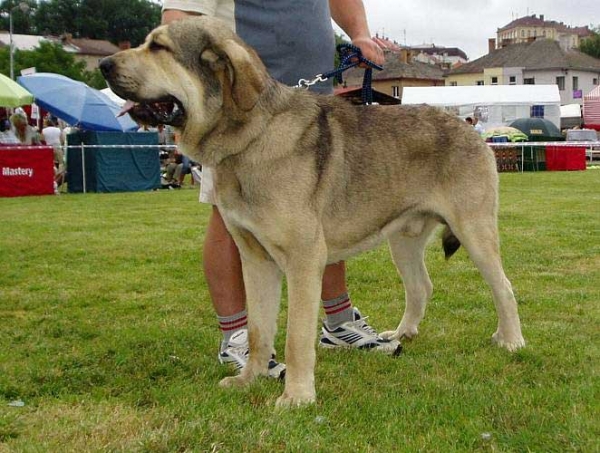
left=218, top=310, right=248, bottom=347
left=322, top=293, right=353, bottom=329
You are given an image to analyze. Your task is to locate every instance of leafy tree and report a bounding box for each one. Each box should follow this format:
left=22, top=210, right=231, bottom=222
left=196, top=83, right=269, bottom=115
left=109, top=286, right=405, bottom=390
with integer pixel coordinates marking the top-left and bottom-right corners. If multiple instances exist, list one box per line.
left=0, top=40, right=97, bottom=83
left=83, top=68, right=107, bottom=90
left=79, top=0, right=161, bottom=46
left=580, top=27, right=600, bottom=59
left=0, top=0, right=38, bottom=34
left=30, top=0, right=80, bottom=36
left=30, top=0, right=160, bottom=46
left=0, top=0, right=161, bottom=89
left=334, top=33, right=350, bottom=71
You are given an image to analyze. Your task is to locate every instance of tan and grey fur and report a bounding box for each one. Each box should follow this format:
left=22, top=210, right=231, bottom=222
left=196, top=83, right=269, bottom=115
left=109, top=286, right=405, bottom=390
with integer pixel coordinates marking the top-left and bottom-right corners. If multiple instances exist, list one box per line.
left=101, top=17, right=525, bottom=407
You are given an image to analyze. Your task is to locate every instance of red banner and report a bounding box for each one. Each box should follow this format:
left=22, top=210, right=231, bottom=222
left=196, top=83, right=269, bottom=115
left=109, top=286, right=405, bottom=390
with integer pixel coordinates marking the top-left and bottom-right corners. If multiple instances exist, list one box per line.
left=0, top=146, right=55, bottom=197
left=545, top=146, right=586, bottom=171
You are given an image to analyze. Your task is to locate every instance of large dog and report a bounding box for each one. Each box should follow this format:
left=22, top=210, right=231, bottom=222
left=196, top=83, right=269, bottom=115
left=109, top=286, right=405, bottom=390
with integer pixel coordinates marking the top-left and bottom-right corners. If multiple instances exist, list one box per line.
left=100, top=16, right=525, bottom=406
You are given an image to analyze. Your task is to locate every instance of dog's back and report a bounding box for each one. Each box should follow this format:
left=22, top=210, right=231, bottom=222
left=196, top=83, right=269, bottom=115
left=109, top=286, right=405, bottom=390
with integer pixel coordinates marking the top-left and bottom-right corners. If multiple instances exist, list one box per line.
left=269, top=91, right=499, bottom=261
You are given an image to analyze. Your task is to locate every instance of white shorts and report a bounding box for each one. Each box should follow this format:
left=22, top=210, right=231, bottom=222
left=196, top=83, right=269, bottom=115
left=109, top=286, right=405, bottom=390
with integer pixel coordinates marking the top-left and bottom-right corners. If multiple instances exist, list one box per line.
left=199, top=166, right=216, bottom=204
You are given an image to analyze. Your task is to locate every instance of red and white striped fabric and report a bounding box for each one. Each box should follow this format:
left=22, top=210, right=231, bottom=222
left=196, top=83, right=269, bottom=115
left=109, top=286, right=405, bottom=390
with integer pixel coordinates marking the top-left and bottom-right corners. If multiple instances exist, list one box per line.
left=583, top=86, right=600, bottom=130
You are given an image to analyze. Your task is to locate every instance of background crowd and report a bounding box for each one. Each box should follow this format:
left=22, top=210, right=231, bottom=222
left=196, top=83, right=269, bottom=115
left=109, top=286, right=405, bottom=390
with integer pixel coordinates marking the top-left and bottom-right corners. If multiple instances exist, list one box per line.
left=0, top=108, right=74, bottom=193
left=0, top=107, right=199, bottom=194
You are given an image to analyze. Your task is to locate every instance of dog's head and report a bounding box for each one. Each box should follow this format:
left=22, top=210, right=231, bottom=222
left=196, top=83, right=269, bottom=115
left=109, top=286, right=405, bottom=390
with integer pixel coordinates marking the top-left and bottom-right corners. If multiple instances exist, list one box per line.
left=100, top=16, right=269, bottom=147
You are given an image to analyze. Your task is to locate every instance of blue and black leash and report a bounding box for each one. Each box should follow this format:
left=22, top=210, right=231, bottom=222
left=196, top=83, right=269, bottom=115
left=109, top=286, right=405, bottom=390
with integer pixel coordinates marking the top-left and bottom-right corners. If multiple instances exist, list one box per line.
left=296, top=43, right=383, bottom=105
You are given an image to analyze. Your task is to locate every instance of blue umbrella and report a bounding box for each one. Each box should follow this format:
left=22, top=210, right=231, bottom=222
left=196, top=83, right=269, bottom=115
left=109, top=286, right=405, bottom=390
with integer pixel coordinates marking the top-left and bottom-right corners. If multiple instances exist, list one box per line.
left=17, top=73, right=138, bottom=132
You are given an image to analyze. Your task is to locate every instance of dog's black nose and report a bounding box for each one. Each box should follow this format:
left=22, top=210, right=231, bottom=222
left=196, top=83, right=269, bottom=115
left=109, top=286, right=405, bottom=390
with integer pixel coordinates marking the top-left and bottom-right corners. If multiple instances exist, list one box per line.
left=99, top=57, right=114, bottom=78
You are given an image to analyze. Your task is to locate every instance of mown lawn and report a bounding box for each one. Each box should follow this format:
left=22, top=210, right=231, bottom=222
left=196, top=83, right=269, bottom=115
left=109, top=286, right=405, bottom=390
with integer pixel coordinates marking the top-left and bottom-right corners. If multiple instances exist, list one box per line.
left=0, top=171, right=598, bottom=452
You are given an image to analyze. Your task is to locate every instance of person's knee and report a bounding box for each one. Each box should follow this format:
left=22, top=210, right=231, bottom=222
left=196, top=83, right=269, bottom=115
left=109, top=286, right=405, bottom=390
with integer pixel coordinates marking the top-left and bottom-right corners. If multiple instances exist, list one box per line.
left=165, top=163, right=176, bottom=179
left=206, top=207, right=236, bottom=244
left=174, top=163, right=184, bottom=179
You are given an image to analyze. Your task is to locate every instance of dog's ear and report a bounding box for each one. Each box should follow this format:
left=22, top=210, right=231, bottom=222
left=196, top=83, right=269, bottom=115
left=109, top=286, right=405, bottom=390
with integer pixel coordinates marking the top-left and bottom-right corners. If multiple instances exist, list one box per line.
left=201, top=48, right=226, bottom=71
left=217, top=39, right=267, bottom=111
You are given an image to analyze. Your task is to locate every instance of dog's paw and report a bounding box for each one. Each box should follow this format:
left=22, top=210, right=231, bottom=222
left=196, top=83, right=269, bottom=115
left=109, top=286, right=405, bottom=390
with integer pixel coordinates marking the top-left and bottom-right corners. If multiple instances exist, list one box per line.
left=380, top=324, right=418, bottom=341
left=219, top=375, right=252, bottom=388
left=275, top=391, right=316, bottom=408
left=492, top=331, right=526, bottom=352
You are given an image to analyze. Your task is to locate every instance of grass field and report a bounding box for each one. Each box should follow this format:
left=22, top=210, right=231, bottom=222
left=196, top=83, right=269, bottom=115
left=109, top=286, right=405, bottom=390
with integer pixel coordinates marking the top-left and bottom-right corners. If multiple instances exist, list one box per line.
left=0, top=171, right=599, bottom=452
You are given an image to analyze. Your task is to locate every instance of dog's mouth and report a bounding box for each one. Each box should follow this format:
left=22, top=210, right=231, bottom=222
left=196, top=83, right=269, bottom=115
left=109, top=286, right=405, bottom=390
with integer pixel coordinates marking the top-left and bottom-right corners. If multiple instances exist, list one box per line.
left=118, top=97, right=185, bottom=128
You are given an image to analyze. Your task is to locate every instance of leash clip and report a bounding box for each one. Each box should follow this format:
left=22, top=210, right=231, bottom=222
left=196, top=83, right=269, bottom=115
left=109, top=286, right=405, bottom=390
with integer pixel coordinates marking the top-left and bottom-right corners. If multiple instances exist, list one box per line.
left=295, top=44, right=383, bottom=105
left=295, top=74, right=328, bottom=90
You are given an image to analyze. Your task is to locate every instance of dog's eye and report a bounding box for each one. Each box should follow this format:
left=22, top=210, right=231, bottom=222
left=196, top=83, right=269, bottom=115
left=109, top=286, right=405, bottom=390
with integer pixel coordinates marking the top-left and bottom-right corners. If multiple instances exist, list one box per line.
left=148, top=41, right=167, bottom=52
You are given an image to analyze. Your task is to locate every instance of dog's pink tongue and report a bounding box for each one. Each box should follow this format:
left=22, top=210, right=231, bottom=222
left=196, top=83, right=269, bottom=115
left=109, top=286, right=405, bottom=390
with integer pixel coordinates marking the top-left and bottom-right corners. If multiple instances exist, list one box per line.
left=117, top=100, right=136, bottom=117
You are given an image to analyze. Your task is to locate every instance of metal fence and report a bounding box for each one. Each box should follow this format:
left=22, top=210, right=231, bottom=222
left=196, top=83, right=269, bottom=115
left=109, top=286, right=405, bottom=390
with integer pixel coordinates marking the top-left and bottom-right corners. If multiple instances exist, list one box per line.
left=487, top=141, right=600, bottom=172
left=3, top=142, right=598, bottom=194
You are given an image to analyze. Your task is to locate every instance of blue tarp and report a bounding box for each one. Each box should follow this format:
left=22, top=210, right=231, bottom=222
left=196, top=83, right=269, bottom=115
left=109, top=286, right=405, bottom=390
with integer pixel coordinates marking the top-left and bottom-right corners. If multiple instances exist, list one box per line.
left=67, top=132, right=161, bottom=193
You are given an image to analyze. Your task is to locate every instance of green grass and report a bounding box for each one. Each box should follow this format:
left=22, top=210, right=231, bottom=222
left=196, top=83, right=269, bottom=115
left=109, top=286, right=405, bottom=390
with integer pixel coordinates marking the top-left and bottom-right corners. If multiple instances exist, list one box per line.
left=0, top=171, right=599, bottom=452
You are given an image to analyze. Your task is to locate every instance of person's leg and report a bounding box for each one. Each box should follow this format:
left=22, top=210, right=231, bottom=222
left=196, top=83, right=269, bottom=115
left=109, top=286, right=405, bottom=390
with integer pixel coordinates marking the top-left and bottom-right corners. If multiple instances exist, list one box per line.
left=321, top=261, right=347, bottom=300
left=204, top=206, right=248, bottom=367
left=55, top=171, right=65, bottom=188
left=205, top=210, right=351, bottom=320
left=178, top=155, right=191, bottom=185
left=173, top=163, right=184, bottom=184
left=320, top=261, right=401, bottom=354
left=321, top=261, right=354, bottom=327
left=165, top=162, right=177, bottom=182
left=204, top=205, right=285, bottom=377
left=203, top=205, right=246, bottom=318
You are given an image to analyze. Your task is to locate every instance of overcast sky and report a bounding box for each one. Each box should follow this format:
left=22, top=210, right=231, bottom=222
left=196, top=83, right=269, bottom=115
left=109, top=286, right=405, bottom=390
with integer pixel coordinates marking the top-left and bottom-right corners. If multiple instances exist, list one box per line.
left=351, top=0, right=600, bottom=61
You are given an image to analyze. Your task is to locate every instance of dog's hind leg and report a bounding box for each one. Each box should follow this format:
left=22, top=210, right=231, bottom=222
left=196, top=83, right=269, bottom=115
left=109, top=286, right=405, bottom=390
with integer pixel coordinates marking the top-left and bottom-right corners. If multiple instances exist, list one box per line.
left=448, top=218, right=525, bottom=351
left=219, top=232, right=283, bottom=389
left=380, top=218, right=438, bottom=342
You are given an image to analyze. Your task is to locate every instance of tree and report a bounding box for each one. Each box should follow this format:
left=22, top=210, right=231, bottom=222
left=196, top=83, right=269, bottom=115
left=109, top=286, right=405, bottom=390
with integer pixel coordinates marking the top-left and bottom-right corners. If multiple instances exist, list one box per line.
left=334, top=33, right=350, bottom=72
left=580, top=27, right=600, bottom=59
left=79, top=0, right=160, bottom=46
left=30, top=0, right=80, bottom=36
left=0, top=40, right=98, bottom=84
left=0, top=0, right=160, bottom=89
left=30, top=0, right=161, bottom=46
left=0, top=0, right=38, bottom=34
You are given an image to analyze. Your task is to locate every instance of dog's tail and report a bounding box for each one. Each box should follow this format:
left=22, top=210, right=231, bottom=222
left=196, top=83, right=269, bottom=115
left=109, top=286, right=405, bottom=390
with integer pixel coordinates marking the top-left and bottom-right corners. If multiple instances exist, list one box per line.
left=442, top=226, right=461, bottom=260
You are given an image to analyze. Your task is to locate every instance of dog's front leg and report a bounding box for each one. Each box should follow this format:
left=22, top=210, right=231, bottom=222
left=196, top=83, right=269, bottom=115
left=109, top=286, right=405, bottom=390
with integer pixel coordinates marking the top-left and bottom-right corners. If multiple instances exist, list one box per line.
left=219, top=232, right=283, bottom=389
left=276, top=244, right=327, bottom=408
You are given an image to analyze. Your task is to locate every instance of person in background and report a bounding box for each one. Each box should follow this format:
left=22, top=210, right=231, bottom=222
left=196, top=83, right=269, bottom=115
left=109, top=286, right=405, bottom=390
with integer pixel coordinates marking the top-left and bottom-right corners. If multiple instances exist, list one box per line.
left=137, top=124, right=157, bottom=132
left=163, top=149, right=184, bottom=188
left=42, top=116, right=66, bottom=188
left=157, top=124, right=167, bottom=148
left=162, top=0, right=401, bottom=379
left=472, top=116, right=485, bottom=135
left=0, top=119, right=20, bottom=144
left=10, top=112, right=41, bottom=145
left=42, top=116, right=63, bottom=146
left=177, top=153, right=192, bottom=186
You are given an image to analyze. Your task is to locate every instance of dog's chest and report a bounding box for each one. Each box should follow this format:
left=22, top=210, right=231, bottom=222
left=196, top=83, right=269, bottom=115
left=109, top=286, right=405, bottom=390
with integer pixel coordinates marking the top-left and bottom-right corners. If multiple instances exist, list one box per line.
left=214, top=169, right=263, bottom=224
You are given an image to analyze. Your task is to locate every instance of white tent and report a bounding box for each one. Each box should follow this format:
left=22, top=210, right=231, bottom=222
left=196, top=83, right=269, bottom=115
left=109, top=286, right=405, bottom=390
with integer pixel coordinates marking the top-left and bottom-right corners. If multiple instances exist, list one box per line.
left=402, top=85, right=561, bottom=130
left=100, top=87, right=126, bottom=106
left=560, top=104, right=581, bottom=118
left=560, top=103, right=583, bottom=129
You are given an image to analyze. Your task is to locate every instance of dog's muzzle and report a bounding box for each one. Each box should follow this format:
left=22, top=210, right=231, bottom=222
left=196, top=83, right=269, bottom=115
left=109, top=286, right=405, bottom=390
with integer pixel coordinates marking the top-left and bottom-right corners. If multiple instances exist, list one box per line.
left=99, top=57, right=115, bottom=80
left=99, top=57, right=186, bottom=128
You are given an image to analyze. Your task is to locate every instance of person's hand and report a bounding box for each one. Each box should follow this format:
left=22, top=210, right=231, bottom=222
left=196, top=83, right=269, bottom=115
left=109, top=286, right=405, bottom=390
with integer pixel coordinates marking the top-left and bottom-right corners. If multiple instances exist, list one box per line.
left=351, top=36, right=384, bottom=66
left=162, top=9, right=198, bottom=25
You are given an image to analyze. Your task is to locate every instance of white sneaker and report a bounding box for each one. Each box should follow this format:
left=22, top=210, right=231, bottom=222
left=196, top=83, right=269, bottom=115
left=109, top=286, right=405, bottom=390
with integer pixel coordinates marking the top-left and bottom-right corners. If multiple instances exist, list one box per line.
left=218, top=329, right=286, bottom=379
left=320, top=308, right=402, bottom=355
